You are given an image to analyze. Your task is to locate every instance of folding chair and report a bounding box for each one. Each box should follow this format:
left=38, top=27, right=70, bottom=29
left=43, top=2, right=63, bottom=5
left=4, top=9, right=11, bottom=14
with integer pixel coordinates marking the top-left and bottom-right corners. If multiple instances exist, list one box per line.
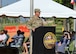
left=65, top=46, right=70, bottom=54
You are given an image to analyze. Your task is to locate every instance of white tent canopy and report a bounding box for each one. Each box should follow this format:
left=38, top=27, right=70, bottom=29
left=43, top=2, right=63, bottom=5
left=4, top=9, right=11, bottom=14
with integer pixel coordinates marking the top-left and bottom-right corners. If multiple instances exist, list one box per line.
left=0, top=0, right=76, bottom=18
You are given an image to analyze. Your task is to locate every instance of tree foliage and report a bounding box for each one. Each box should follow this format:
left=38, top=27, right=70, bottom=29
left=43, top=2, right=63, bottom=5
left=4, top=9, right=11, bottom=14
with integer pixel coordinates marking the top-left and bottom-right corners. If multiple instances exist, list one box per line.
left=53, top=0, right=73, bottom=9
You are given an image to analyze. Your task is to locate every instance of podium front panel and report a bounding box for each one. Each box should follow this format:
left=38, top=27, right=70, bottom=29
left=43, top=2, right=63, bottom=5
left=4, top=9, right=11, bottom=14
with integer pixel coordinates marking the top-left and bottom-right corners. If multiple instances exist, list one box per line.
left=32, top=26, right=56, bottom=54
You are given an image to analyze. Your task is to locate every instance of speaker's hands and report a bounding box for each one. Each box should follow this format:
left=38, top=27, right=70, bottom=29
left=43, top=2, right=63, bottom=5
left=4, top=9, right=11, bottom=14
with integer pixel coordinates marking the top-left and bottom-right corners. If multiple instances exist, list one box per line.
left=32, top=28, right=36, bottom=32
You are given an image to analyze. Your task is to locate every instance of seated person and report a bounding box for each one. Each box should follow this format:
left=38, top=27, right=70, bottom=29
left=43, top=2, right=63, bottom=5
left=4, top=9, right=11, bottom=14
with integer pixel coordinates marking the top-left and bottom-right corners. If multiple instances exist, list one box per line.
left=9, top=30, right=24, bottom=47
left=0, top=30, right=7, bottom=45
left=23, top=37, right=30, bottom=54
left=17, top=32, right=25, bottom=45
left=70, top=31, right=75, bottom=41
left=3, top=30, right=9, bottom=45
left=56, top=32, right=70, bottom=54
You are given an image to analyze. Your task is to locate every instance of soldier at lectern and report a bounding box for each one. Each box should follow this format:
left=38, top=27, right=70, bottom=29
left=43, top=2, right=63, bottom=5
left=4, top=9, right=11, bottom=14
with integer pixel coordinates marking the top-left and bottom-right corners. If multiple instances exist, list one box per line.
left=23, top=8, right=56, bottom=54
left=27, top=8, right=46, bottom=31
left=23, top=8, right=45, bottom=54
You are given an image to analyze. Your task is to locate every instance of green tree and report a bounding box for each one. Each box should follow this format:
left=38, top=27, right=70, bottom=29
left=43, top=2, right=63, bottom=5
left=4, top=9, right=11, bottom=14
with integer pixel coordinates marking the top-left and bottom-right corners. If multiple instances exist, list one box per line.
left=53, top=0, right=73, bottom=31
left=53, top=0, right=73, bottom=9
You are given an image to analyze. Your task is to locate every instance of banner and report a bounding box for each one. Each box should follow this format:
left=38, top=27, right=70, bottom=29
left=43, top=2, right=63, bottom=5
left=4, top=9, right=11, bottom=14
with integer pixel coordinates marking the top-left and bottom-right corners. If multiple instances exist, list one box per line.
left=4, top=26, right=16, bottom=33
left=32, top=26, right=56, bottom=54
left=4, top=26, right=30, bottom=33
left=18, top=25, right=30, bottom=32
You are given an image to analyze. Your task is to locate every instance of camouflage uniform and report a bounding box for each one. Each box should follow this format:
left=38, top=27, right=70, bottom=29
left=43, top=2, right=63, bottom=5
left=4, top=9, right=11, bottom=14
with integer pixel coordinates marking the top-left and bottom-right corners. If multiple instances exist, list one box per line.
left=27, top=15, right=44, bottom=29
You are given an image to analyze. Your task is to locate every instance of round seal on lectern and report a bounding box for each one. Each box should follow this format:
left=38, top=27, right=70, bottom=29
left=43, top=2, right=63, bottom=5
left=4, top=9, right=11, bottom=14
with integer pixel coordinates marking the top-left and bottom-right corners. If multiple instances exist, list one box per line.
left=43, top=32, right=56, bottom=49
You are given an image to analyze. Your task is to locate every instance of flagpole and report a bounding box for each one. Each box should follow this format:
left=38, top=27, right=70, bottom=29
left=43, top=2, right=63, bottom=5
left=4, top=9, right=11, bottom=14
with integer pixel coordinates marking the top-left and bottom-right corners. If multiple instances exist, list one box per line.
left=30, top=0, right=34, bottom=18
left=74, top=3, right=76, bottom=31
left=30, top=0, right=34, bottom=54
left=71, top=0, right=76, bottom=31
left=73, top=2, right=76, bottom=54
left=0, top=0, right=2, bottom=8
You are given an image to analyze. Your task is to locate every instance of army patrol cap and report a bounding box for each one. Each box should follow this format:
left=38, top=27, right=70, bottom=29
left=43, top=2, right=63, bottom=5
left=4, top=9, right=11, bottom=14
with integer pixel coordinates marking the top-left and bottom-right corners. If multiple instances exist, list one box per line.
left=34, top=8, right=41, bottom=12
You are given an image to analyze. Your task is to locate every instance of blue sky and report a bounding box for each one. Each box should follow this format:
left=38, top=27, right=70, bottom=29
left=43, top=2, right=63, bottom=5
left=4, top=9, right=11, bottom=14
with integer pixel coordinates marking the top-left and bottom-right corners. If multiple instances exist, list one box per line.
left=1, top=0, right=19, bottom=7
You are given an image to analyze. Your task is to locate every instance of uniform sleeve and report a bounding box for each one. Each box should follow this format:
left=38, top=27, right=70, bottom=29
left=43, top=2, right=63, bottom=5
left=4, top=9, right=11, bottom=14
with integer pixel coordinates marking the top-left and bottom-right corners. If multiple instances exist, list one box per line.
left=26, top=18, right=40, bottom=29
left=41, top=18, right=47, bottom=26
left=26, top=18, right=33, bottom=29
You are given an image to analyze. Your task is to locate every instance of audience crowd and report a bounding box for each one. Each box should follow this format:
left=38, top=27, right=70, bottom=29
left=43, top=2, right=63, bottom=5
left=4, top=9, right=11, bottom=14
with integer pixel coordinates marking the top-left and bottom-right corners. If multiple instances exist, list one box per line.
left=0, top=30, right=75, bottom=54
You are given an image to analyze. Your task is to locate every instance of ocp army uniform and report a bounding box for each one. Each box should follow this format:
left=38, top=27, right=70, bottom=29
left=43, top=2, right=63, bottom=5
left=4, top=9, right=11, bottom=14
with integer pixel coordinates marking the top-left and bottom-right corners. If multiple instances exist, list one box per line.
left=26, top=15, right=44, bottom=29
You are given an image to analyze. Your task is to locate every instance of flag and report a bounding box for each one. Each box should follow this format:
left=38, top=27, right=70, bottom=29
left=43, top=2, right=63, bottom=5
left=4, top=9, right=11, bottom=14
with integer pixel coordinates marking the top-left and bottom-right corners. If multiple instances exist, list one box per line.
left=75, top=0, right=76, bottom=2
left=70, top=0, right=76, bottom=5
left=70, top=0, right=75, bottom=5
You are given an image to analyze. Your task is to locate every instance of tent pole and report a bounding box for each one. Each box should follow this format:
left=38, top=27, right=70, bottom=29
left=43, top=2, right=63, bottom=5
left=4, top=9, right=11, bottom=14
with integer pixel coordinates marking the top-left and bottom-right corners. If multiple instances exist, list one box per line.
left=30, top=0, right=34, bottom=18
left=0, top=0, right=2, bottom=8
left=63, top=19, right=67, bottom=31
left=74, top=19, right=76, bottom=31
left=30, top=0, right=34, bottom=54
left=74, top=3, right=76, bottom=31
left=73, top=2, right=76, bottom=53
left=67, top=18, right=70, bottom=31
